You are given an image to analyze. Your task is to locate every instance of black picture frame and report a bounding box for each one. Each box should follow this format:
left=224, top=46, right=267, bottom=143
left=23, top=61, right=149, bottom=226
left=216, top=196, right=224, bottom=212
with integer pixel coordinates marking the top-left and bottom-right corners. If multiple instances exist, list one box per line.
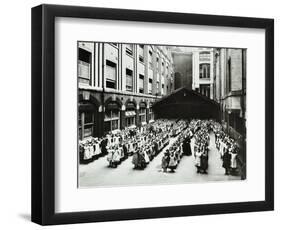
left=31, top=4, right=274, bottom=225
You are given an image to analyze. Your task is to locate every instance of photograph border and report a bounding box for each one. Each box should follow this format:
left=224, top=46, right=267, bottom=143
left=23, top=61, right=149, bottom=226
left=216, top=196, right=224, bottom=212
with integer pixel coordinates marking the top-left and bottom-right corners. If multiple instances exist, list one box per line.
left=31, top=4, right=274, bottom=225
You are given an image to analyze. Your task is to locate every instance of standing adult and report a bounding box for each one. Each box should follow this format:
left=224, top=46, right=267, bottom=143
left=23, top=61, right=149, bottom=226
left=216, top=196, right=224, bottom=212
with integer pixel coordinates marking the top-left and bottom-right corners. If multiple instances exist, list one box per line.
left=183, top=136, right=192, bottom=156
left=100, top=137, right=108, bottom=157
left=200, top=146, right=209, bottom=174
left=222, top=145, right=231, bottom=175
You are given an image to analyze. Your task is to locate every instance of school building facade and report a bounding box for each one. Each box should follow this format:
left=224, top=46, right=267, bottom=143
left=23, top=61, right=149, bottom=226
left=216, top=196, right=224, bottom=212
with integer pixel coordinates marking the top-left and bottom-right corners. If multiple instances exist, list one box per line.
left=78, top=42, right=174, bottom=140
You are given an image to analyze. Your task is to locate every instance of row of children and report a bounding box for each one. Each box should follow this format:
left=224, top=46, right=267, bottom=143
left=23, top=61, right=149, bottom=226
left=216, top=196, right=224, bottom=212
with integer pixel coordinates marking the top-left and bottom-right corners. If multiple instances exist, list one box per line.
left=161, top=121, right=192, bottom=173
left=211, top=121, right=239, bottom=175
left=79, top=137, right=107, bottom=163
left=79, top=120, right=163, bottom=164
left=108, top=119, right=181, bottom=168
left=191, top=120, right=210, bottom=174
left=132, top=132, right=170, bottom=169
left=131, top=119, right=189, bottom=169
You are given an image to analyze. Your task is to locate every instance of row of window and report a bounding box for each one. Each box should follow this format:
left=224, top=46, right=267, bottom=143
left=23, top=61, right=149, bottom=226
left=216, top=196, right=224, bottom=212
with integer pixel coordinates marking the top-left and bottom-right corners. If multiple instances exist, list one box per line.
left=78, top=46, right=171, bottom=94
left=117, top=44, right=170, bottom=72
left=105, top=59, right=165, bottom=94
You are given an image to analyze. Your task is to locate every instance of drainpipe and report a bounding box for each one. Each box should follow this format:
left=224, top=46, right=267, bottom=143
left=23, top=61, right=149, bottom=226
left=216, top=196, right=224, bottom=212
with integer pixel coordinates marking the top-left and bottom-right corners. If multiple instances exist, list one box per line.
left=101, top=43, right=105, bottom=137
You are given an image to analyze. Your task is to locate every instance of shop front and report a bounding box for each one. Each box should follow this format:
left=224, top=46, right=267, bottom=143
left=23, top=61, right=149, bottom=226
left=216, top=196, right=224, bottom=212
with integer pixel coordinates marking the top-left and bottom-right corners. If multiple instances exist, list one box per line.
left=125, top=102, right=137, bottom=128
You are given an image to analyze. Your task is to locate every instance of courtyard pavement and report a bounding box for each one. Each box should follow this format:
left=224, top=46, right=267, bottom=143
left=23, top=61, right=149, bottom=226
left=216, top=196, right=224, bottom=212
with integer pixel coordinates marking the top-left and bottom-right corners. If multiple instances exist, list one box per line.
left=79, top=132, right=241, bottom=188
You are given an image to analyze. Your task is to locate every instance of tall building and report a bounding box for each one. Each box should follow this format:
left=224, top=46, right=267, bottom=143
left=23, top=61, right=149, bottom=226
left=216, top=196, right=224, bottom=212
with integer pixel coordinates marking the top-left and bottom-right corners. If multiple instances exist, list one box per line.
left=170, top=47, right=215, bottom=99
left=192, top=48, right=214, bottom=99
left=171, top=48, right=193, bottom=90
left=78, top=42, right=174, bottom=140
left=213, top=48, right=246, bottom=168
left=213, top=48, right=246, bottom=137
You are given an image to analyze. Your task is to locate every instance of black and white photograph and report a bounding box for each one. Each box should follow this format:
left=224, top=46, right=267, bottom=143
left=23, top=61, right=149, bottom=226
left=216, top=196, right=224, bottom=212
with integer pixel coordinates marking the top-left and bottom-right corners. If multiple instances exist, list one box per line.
left=78, top=42, right=246, bottom=188
left=29, top=2, right=274, bottom=226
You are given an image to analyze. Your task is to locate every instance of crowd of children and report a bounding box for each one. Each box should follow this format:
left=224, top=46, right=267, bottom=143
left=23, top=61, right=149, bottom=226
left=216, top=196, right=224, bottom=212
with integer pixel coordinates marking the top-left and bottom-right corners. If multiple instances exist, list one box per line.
left=131, top=119, right=187, bottom=169
left=79, top=118, right=240, bottom=176
left=161, top=125, right=192, bottom=173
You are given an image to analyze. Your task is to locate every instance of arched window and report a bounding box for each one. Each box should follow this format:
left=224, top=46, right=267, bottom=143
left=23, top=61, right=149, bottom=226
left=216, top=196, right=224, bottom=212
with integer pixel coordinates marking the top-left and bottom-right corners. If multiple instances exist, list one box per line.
left=199, top=63, right=210, bottom=79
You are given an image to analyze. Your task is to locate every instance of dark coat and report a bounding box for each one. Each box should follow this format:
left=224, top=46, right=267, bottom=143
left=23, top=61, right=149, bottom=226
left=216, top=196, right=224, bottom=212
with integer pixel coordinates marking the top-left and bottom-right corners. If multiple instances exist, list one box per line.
left=123, top=144, right=128, bottom=157
left=183, top=138, right=192, bottom=156
left=222, top=152, right=231, bottom=169
left=200, top=154, right=208, bottom=170
left=101, top=139, right=108, bottom=155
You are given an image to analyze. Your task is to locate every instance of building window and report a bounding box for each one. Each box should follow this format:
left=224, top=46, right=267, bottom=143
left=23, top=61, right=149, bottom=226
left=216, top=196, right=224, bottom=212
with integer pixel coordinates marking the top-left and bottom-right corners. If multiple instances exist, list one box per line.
left=156, top=57, right=160, bottom=72
left=149, top=107, right=154, bottom=121
left=161, top=62, right=165, bottom=75
left=78, top=48, right=91, bottom=84
left=199, top=84, right=210, bottom=98
left=126, top=68, right=133, bottom=92
left=139, top=45, right=144, bottom=62
left=148, top=78, right=153, bottom=94
left=104, top=109, right=120, bottom=133
left=125, top=116, right=135, bottom=127
left=149, top=51, right=153, bottom=69
left=106, top=60, right=117, bottom=89
left=84, top=112, right=94, bottom=137
left=79, top=110, right=94, bottom=140
left=139, top=107, right=146, bottom=124
left=199, top=63, right=210, bottom=79
left=161, top=84, right=164, bottom=95
left=139, top=74, right=144, bottom=93
left=126, top=44, right=133, bottom=56
left=228, top=58, right=232, bottom=92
